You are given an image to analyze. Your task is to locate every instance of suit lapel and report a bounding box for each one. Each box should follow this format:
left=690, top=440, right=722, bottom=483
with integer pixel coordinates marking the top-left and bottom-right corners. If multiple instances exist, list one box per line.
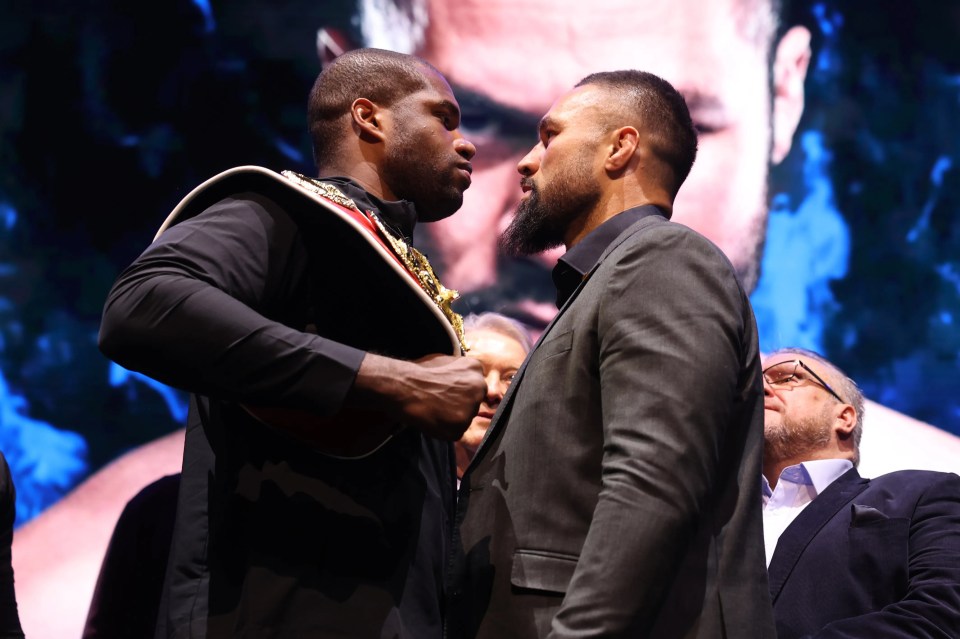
left=767, top=468, right=870, bottom=601
left=464, top=214, right=666, bottom=475
left=463, top=262, right=597, bottom=473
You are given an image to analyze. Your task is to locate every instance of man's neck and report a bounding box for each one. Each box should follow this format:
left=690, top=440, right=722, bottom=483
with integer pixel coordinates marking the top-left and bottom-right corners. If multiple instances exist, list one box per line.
left=566, top=193, right=670, bottom=249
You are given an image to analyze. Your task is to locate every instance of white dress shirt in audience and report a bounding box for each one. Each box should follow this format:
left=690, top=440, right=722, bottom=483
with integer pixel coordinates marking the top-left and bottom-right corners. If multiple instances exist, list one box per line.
left=761, top=458, right=853, bottom=566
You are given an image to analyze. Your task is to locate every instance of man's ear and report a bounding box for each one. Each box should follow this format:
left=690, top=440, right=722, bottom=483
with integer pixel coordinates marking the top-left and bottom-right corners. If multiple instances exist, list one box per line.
left=771, top=26, right=812, bottom=165
left=833, top=403, right=857, bottom=444
left=605, top=126, right=640, bottom=172
left=351, top=98, right=386, bottom=142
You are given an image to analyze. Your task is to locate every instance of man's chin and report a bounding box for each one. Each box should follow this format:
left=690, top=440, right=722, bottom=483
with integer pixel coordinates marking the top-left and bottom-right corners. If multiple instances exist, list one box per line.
left=460, top=418, right=491, bottom=448
left=417, top=194, right=465, bottom=223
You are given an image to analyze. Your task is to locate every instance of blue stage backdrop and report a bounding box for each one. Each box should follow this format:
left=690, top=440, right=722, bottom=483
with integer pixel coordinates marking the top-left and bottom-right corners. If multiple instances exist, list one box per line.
left=2, top=0, right=959, bottom=525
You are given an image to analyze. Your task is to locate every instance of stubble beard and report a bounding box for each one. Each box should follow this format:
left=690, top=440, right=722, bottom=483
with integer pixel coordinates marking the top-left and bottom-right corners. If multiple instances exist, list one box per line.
left=735, top=199, right=767, bottom=294
left=763, top=405, right=833, bottom=466
left=381, top=122, right=464, bottom=222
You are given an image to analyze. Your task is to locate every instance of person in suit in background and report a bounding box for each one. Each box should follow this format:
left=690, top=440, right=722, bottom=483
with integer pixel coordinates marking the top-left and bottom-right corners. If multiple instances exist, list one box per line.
left=0, top=452, right=24, bottom=639
left=456, top=312, right=532, bottom=481
left=762, top=348, right=960, bottom=638
left=451, top=70, right=774, bottom=639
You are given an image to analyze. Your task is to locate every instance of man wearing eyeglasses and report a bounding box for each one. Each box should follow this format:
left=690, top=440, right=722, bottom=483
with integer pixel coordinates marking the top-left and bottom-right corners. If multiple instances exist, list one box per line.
left=761, top=348, right=960, bottom=638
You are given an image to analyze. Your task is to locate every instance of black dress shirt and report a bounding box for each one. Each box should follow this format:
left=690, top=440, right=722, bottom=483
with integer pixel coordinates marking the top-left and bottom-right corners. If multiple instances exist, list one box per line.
left=99, top=171, right=455, bottom=638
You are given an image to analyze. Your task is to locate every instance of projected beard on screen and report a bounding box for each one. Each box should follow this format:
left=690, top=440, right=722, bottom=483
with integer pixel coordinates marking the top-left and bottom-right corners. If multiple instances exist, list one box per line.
left=2, top=0, right=960, bottom=529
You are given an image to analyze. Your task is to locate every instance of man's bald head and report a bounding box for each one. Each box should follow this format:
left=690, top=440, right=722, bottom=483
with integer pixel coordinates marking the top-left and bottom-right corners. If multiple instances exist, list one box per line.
left=308, top=47, right=439, bottom=169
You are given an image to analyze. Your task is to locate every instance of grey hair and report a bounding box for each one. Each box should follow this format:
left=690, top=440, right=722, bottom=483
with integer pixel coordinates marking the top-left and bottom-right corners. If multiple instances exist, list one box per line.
left=359, top=0, right=429, bottom=53
left=769, top=347, right=865, bottom=467
left=462, top=312, right=534, bottom=354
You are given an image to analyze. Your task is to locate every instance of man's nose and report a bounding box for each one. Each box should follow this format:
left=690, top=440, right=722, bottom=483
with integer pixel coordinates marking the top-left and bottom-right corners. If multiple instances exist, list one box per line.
left=485, top=373, right=504, bottom=404
left=517, top=144, right=542, bottom=176
left=762, top=377, right=775, bottom=396
left=455, top=136, right=477, bottom=161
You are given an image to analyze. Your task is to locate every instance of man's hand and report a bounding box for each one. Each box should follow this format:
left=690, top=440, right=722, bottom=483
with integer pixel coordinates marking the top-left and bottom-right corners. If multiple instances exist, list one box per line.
left=348, top=352, right=486, bottom=441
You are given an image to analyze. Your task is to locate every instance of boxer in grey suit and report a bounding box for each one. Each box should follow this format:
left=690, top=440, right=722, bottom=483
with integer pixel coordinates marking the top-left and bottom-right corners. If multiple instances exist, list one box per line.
left=448, top=70, right=775, bottom=639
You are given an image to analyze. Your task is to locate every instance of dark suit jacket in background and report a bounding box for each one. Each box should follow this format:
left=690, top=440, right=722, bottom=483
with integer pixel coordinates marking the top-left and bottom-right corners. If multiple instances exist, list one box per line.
left=769, top=467, right=960, bottom=638
left=450, top=213, right=776, bottom=638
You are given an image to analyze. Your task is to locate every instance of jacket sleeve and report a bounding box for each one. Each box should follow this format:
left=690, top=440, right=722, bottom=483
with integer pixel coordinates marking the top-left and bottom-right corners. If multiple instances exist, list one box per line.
left=98, top=192, right=365, bottom=416
left=548, top=224, right=762, bottom=637
left=808, top=472, right=960, bottom=639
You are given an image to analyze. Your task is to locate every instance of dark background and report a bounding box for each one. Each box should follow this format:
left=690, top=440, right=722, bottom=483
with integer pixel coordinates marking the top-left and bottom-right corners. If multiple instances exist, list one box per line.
left=2, top=0, right=959, bottom=524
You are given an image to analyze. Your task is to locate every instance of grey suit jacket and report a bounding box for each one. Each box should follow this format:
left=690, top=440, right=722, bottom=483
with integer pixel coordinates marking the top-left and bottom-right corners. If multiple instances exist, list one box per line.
left=448, top=214, right=775, bottom=639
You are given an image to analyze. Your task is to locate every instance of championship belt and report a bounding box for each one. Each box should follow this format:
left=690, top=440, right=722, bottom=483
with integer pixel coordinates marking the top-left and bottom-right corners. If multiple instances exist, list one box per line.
left=154, top=165, right=464, bottom=457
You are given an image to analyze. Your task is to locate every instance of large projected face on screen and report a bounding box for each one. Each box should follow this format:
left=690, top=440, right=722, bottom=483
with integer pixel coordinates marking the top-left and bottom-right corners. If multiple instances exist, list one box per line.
left=8, top=2, right=960, bottom=637
left=4, top=0, right=960, bottom=527
left=364, top=0, right=809, bottom=329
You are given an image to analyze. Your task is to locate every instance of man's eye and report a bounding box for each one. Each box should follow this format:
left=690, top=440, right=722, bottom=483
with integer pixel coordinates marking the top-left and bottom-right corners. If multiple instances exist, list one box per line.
left=459, top=110, right=501, bottom=138
left=691, top=116, right=728, bottom=136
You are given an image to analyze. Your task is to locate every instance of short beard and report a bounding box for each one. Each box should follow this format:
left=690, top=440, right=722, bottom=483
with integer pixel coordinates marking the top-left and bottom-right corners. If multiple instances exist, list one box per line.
left=735, top=202, right=767, bottom=293
left=380, top=113, right=464, bottom=222
left=499, top=167, right=601, bottom=257
left=764, top=406, right=833, bottom=466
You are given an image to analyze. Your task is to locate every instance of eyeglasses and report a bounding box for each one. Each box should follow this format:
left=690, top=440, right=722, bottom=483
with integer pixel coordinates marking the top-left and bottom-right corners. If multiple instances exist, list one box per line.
left=762, top=359, right=845, bottom=404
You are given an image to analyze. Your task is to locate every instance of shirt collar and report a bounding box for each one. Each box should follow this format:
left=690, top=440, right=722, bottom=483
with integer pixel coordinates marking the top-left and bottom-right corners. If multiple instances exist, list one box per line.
left=762, top=458, right=853, bottom=498
left=551, top=204, right=665, bottom=308
left=321, top=176, right=419, bottom=243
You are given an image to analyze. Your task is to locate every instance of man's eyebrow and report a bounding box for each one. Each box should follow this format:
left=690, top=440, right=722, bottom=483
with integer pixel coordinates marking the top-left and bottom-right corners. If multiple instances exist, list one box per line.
left=449, top=83, right=530, bottom=120
left=680, top=89, right=726, bottom=113
left=679, top=89, right=730, bottom=132
left=437, top=99, right=460, bottom=113
left=538, top=115, right=557, bottom=133
left=448, top=82, right=542, bottom=136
